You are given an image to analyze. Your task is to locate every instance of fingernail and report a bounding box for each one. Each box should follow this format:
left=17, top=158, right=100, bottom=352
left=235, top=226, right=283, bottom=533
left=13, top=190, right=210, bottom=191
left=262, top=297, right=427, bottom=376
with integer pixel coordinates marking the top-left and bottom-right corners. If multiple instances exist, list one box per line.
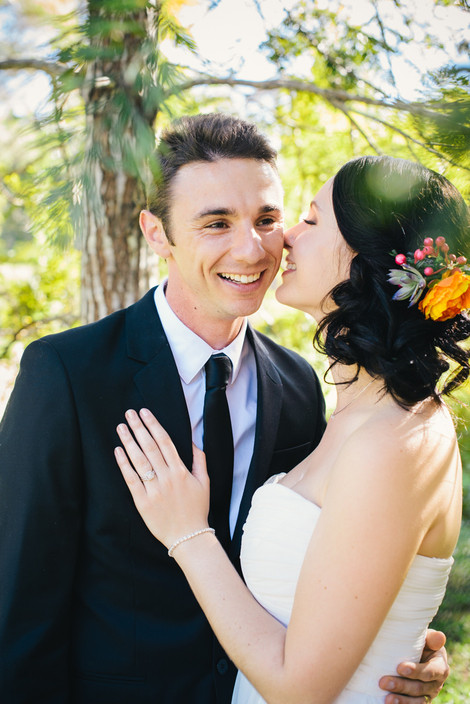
left=401, top=667, right=412, bottom=676
left=140, top=408, right=150, bottom=417
left=387, top=680, right=395, bottom=690
left=125, top=409, right=137, bottom=420
left=117, top=424, right=127, bottom=433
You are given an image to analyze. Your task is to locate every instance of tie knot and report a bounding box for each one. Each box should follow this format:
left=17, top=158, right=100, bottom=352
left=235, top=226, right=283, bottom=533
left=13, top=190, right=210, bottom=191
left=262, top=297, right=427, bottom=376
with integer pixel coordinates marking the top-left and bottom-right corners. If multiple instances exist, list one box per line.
left=205, top=353, right=232, bottom=391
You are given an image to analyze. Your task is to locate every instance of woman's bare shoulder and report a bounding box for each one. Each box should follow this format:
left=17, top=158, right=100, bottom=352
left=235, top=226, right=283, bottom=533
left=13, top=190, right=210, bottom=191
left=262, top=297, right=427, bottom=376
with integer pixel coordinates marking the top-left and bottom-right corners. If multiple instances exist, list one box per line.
left=335, top=399, right=458, bottom=486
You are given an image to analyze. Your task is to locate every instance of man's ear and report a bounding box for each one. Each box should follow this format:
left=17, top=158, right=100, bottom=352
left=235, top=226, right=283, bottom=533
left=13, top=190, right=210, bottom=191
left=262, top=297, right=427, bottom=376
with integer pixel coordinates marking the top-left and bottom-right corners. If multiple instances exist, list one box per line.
left=139, top=210, right=172, bottom=258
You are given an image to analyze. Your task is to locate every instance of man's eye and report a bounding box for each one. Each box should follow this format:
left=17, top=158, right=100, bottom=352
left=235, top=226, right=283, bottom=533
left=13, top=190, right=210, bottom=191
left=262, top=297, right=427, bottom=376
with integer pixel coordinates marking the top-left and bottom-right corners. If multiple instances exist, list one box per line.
left=206, top=221, right=228, bottom=229
left=258, top=217, right=278, bottom=227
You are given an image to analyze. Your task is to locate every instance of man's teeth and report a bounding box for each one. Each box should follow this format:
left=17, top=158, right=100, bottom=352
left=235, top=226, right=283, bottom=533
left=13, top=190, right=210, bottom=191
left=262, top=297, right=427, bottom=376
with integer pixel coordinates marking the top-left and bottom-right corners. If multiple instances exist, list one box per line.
left=220, top=273, right=261, bottom=284
left=285, top=262, right=296, bottom=271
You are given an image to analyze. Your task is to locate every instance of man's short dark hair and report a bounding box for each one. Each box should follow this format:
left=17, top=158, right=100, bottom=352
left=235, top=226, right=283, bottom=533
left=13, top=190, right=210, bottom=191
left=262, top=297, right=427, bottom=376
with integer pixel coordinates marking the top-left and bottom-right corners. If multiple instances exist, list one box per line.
left=146, top=113, right=278, bottom=242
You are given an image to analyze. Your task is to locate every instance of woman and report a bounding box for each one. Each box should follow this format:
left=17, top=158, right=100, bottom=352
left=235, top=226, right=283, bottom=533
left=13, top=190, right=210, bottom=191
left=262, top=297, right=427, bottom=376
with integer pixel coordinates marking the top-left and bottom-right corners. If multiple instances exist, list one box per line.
left=115, top=156, right=468, bottom=703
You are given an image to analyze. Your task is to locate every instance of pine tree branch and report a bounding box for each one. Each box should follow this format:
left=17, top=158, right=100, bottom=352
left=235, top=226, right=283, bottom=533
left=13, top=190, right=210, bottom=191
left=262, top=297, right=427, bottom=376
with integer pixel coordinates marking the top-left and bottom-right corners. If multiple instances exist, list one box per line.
left=348, top=105, right=470, bottom=172
left=331, top=102, right=383, bottom=154
left=0, top=180, right=24, bottom=207
left=170, top=74, right=465, bottom=122
left=0, top=59, right=66, bottom=77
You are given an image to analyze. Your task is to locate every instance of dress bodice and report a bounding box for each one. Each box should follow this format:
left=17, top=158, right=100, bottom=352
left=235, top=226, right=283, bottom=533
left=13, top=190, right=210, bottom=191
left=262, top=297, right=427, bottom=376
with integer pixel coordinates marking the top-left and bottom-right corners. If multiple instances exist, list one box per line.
left=232, top=474, right=453, bottom=704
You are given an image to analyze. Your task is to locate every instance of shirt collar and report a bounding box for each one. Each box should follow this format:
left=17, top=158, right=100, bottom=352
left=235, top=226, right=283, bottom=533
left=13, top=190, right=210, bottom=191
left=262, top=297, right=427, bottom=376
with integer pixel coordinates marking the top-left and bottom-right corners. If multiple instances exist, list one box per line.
left=154, top=281, right=248, bottom=385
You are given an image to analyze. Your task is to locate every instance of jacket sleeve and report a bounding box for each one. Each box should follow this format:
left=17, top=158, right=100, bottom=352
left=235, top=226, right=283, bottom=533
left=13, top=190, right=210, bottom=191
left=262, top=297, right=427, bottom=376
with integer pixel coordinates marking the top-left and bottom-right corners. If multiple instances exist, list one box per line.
left=0, top=339, right=83, bottom=703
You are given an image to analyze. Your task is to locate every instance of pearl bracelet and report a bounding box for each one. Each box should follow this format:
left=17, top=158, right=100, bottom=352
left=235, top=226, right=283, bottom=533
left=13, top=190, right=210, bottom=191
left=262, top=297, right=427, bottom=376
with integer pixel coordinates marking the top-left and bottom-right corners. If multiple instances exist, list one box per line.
left=167, top=528, right=216, bottom=558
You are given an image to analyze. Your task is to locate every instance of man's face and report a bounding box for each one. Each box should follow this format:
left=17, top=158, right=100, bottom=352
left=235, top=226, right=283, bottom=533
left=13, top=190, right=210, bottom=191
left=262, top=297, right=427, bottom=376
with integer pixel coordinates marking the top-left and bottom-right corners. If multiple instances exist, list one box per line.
left=144, top=158, right=284, bottom=340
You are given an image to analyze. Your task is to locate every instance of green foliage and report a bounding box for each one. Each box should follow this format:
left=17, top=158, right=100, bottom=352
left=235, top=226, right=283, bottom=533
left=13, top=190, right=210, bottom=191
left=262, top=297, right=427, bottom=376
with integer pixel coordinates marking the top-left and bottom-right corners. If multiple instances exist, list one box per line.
left=253, top=290, right=337, bottom=411
left=263, top=4, right=391, bottom=86
left=431, top=521, right=470, bottom=702
left=0, top=0, right=200, bottom=253
left=0, top=241, right=80, bottom=359
left=262, top=0, right=470, bottom=194
left=274, top=94, right=357, bottom=223
left=410, top=70, right=470, bottom=184
left=449, top=392, right=470, bottom=521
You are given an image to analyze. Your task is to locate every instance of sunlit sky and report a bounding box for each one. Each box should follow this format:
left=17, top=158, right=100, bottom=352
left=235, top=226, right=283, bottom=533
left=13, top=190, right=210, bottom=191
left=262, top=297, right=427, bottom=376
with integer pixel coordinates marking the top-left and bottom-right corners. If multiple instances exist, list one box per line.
left=164, top=0, right=468, bottom=99
left=1, top=0, right=468, bottom=117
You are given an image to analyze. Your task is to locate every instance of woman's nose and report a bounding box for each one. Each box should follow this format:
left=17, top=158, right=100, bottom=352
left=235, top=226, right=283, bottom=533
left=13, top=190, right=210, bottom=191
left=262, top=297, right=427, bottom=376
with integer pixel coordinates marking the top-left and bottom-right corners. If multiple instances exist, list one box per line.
left=283, top=222, right=302, bottom=248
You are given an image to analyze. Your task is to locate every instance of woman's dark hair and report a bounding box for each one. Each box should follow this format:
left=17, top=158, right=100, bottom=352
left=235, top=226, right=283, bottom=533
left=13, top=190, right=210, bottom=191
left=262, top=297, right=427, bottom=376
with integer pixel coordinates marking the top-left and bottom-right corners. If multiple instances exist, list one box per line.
left=314, top=155, right=470, bottom=406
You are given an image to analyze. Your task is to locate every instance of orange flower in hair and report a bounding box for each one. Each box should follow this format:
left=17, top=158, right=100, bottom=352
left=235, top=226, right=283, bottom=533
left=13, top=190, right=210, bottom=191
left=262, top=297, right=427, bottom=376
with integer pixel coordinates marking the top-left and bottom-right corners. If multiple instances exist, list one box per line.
left=419, top=269, right=470, bottom=321
left=389, top=236, right=470, bottom=321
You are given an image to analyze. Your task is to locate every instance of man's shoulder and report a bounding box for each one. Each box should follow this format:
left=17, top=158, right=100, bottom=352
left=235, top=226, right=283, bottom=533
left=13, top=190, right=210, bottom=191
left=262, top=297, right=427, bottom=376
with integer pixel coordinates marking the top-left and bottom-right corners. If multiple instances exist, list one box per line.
left=33, top=289, right=156, bottom=351
left=250, top=328, right=315, bottom=377
left=251, top=328, right=326, bottom=429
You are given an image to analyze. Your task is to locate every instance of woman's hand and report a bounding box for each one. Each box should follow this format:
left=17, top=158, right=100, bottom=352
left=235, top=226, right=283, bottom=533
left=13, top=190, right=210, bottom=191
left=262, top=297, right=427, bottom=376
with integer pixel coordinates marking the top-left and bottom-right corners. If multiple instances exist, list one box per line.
left=115, top=408, right=210, bottom=549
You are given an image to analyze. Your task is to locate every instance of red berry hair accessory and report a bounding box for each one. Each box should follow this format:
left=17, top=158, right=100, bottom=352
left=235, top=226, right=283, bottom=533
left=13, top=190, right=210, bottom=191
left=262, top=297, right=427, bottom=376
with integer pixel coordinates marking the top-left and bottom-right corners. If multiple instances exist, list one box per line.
left=388, top=237, right=470, bottom=321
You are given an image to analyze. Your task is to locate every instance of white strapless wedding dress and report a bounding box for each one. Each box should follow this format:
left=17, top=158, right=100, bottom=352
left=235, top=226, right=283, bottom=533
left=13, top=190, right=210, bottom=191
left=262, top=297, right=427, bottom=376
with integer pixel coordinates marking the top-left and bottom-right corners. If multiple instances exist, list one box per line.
left=232, top=474, right=453, bottom=704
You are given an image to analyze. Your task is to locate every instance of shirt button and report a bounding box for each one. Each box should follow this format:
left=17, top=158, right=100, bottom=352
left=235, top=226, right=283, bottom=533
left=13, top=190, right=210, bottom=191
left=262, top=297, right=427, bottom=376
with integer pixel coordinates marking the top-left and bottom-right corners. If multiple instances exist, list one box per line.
left=216, top=658, right=229, bottom=675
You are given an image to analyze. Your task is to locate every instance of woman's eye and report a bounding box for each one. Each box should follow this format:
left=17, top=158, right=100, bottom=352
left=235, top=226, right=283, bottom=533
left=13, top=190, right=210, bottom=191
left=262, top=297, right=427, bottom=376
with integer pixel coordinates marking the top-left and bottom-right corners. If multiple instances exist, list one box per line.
left=303, top=219, right=316, bottom=226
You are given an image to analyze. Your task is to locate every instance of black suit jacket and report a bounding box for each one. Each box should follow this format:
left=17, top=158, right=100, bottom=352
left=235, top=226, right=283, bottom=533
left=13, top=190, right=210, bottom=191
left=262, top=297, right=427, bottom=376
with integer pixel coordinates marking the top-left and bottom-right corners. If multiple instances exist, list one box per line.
left=0, top=288, right=326, bottom=704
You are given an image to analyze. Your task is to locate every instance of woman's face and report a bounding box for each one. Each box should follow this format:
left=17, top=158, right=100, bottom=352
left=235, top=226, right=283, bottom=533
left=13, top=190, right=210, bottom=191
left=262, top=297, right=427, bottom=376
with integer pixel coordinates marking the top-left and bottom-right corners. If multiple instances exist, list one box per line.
left=276, top=178, right=354, bottom=320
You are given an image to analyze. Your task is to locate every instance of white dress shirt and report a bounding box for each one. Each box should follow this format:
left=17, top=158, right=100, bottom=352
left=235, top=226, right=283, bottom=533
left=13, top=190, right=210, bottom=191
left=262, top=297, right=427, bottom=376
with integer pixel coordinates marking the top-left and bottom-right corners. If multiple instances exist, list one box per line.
left=154, top=284, right=258, bottom=536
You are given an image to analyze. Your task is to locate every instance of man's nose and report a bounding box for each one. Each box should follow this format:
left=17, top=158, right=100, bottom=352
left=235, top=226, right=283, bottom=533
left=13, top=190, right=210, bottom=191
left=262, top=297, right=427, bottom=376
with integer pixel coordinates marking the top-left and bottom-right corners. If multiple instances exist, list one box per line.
left=231, top=225, right=266, bottom=261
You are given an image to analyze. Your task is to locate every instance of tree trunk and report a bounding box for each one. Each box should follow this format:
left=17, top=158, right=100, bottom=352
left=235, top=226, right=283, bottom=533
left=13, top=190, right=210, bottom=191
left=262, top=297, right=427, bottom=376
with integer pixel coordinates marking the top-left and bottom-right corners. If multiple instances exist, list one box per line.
left=80, top=164, right=148, bottom=322
left=80, top=1, right=158, bottom=323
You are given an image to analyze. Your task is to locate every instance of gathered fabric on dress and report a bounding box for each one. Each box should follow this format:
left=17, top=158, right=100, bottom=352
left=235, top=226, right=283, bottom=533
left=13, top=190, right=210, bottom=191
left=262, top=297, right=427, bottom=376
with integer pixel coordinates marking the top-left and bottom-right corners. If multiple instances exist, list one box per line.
left=231, top=474, right=453, bottom=704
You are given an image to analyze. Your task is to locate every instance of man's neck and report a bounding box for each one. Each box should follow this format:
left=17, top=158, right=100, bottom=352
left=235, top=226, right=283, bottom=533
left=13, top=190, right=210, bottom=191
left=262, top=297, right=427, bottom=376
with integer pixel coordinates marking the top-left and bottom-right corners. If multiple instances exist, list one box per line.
left=163, top=285, right=245, bottom=350
left=192, top=318, right=245, bottom=350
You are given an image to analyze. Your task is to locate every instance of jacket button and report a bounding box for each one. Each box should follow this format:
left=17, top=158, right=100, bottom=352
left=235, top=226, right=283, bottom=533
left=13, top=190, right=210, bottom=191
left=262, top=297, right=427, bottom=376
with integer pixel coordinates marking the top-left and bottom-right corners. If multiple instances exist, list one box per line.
left=216, top=658, right=229, bottom=675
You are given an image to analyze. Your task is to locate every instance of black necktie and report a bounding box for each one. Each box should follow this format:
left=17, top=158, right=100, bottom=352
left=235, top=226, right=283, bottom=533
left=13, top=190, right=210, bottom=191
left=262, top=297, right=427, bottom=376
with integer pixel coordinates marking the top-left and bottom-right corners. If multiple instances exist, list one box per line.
left=203, top=353, right=234, bottom=550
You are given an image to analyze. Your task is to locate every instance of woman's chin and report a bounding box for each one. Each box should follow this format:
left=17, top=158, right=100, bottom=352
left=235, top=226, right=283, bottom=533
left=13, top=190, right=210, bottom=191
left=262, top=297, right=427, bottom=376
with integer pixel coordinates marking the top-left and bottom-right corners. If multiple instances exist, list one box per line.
left=274, top=286, right=294, bottom=308
left=275, top=289, right=315, bottom=318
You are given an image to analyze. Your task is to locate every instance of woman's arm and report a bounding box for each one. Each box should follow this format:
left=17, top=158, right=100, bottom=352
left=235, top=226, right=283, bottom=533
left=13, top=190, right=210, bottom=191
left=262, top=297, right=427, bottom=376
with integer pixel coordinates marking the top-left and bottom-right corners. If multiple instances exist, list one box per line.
left=115, top=408, right=453, bottom=704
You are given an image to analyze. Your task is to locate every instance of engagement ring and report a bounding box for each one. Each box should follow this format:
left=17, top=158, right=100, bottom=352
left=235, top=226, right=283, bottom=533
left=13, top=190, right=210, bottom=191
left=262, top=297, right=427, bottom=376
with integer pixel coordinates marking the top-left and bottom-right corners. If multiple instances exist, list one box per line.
left=142, top=469, right=156, bottom=481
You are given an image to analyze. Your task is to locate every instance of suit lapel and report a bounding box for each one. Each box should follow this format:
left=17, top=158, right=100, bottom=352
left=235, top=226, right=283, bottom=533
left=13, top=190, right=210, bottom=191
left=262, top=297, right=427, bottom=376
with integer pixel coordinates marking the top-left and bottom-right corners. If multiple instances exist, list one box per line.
left=230, top=326, right=283, bottom=559
left=126, top=295, right=283, bottom=560
left=126, top=288, right=193, bottom=470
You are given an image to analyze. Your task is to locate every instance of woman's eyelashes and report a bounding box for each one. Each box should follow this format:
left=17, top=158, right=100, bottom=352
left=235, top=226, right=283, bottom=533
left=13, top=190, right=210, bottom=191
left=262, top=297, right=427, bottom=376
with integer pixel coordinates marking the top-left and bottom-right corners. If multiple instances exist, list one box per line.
left=303, top=219, right=317, bottom=226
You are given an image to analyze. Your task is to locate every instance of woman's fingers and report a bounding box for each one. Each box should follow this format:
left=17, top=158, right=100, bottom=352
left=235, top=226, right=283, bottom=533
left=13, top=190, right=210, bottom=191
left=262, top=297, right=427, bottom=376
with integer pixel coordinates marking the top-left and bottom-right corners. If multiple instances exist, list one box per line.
left=191, top=443, right=209, bottom=486
left=116, top=420, right=157, bottom=483
left=122, top=409, right=167, bottom=472
left=114, top=446, right=147, bottom=504
left=116, top=408, right=191, bottom=487
left=115, top=413, right=210, bottom=546
left=139, top=408, right=188, bottom=474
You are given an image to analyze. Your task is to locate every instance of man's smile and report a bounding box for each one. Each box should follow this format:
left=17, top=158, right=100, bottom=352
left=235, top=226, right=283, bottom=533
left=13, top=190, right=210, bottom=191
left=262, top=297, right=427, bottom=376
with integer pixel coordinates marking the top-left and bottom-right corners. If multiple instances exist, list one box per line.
left=218, top=272, right=263, bottom=284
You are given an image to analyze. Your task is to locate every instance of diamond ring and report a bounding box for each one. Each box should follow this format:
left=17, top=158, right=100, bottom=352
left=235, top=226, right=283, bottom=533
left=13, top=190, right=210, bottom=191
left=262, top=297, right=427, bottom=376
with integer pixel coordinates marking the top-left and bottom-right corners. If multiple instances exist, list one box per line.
left=142, top=469, right=156, bottom=481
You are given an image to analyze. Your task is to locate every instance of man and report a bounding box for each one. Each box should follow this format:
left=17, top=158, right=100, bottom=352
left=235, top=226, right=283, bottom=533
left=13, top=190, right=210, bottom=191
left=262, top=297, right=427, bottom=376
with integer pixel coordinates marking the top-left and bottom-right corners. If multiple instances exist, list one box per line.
left=0, top=113, right=448, bottom=703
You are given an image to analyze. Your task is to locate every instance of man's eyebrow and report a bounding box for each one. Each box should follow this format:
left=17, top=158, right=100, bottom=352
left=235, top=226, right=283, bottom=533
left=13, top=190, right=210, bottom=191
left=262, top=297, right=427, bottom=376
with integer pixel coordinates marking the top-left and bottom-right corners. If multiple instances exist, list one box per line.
left=259, top=204, right=283, bottom=215
left=193, top=207, right=236, bottom=221
left=192, top=204, right=283, bottom=221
